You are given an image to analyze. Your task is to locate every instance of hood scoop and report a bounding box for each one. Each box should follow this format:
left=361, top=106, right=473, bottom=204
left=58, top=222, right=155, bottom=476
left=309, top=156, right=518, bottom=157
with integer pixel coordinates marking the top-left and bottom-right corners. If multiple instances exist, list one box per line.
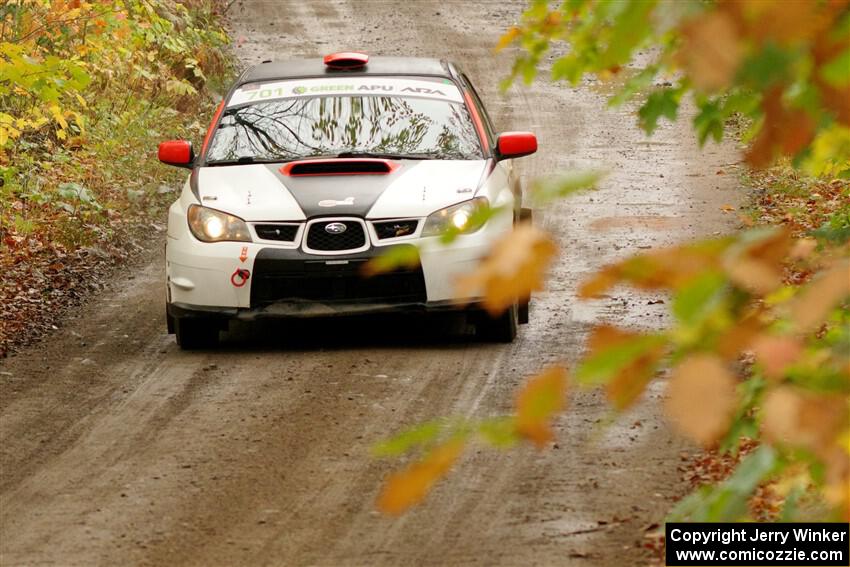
left=280, top=158, right=398, bottom=177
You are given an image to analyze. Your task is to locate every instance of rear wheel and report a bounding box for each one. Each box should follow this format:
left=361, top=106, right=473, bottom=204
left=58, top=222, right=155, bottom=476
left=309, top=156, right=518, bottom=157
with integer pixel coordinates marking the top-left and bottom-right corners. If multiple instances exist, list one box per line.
left=476, top=303, right=518, bottom=343
left=175, top=318, right=220, bottom=350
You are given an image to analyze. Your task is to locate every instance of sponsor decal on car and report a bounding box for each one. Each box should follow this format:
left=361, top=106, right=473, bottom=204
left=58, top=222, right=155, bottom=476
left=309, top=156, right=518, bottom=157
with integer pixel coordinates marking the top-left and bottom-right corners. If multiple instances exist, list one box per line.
left=228, top=77, right=464, bottom=106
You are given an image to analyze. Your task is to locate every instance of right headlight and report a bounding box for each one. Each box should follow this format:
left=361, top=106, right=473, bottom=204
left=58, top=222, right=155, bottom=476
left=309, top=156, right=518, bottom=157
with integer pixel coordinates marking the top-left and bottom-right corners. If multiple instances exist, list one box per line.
left=187, top=204, right=252, bottom=242
left=422, top=197, right=489, bottom=237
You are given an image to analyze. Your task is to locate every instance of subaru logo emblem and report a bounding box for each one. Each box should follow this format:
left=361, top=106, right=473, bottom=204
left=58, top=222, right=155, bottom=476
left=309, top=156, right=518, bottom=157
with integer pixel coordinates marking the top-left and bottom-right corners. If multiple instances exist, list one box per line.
left=325, top=222, right=347, bottom=234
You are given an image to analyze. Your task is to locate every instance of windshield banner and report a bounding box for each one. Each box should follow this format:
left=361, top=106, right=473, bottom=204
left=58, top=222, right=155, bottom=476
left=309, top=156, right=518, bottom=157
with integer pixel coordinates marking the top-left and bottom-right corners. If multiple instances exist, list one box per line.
left=229, top=77, right=464, bottom=107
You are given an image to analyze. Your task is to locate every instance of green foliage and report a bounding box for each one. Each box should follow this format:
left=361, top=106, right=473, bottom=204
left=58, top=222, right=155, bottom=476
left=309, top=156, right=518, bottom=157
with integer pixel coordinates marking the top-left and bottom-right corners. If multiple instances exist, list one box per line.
left=813, top=211, right=850, bottom=245
left=498, top=0, right=850, bottom=173
left=0, top=0, right=232, bottom=250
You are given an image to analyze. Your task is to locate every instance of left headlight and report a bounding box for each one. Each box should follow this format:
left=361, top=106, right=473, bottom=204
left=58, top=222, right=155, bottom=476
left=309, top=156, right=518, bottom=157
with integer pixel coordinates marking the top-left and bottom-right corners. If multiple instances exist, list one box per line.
left=422, top=197, right=489, bottom=237
left=187, top=204, right=252, bottom=243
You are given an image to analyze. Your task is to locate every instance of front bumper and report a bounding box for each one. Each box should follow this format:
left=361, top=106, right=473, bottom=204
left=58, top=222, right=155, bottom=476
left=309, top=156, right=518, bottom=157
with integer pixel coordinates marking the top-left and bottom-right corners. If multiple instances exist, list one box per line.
left=166, top=211, right=509, bottom=318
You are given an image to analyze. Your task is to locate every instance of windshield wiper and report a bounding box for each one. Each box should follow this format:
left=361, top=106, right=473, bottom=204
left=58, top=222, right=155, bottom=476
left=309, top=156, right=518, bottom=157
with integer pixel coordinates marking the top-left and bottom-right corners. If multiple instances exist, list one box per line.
left=205, top=156, right=294, bottom=166
left=335, top=151, right=448, bottom=160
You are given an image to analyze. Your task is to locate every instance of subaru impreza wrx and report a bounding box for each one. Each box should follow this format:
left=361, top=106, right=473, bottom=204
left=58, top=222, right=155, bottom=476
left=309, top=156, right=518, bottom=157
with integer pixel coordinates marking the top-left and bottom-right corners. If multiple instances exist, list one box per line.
left=158, top=53, right=538, bottom=349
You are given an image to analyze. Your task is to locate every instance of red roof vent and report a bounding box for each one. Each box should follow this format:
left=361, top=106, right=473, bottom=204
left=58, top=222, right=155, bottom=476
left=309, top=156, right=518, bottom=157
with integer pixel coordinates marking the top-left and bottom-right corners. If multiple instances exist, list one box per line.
left=323, top=52, right=369, bottom=69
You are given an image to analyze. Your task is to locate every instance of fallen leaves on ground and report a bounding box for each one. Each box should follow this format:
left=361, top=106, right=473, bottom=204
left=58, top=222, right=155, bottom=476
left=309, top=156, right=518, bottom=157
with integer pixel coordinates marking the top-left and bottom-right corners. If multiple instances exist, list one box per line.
left=0, top=221, right=155, bottom=357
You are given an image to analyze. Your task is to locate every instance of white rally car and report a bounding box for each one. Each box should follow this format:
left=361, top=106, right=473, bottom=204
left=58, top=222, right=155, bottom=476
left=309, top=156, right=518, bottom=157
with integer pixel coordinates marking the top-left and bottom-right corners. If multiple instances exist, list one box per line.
left=158, top=53, right=537, bottom=349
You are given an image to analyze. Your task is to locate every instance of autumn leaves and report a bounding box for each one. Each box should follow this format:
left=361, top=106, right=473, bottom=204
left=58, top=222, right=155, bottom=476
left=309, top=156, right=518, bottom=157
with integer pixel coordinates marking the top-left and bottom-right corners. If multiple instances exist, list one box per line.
left=375, top=221, right=850, bottom=519
left=678, top=0, right=850, bottom=169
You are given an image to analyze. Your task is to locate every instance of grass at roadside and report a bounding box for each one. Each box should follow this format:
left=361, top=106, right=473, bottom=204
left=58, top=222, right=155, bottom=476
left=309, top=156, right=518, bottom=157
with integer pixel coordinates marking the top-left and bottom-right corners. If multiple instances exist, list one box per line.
left=0, top=1, right=235, bottom=356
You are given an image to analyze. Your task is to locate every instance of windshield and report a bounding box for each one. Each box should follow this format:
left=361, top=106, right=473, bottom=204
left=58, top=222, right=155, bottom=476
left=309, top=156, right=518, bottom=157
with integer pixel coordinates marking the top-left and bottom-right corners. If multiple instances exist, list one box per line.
left=205, top=96, right=484, bottom=163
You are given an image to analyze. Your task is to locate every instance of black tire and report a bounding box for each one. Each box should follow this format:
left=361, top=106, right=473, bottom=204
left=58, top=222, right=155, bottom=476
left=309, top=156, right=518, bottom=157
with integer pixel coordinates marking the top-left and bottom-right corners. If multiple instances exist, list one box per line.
left=175, top=318, right=219, bottom=350
left=518, top=299, right=529, bottom=325
left=166, top=305, right=176, bottom=334
left=477, top=303, right=518, bottom=343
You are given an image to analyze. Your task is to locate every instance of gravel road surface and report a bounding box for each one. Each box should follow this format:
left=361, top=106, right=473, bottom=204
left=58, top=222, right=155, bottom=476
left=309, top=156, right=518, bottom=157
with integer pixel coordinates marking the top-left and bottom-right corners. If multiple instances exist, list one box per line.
left=0, top=1, right=743, bottom=565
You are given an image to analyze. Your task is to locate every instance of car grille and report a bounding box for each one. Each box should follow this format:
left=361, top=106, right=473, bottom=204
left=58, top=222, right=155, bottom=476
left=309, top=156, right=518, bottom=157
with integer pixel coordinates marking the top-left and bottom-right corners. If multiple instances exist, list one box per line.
left=306, top=220, right=366, bottom=251
left=250, top=252, right=426, bottom=306
left=373, top=219, right=418, bottom=239
left=254, top=224, right=299, bottom=242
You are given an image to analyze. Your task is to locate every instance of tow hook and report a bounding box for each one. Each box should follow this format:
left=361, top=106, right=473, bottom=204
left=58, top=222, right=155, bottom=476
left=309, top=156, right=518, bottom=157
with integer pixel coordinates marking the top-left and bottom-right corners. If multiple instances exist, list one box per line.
left=230, top=268, right=250, bottom=288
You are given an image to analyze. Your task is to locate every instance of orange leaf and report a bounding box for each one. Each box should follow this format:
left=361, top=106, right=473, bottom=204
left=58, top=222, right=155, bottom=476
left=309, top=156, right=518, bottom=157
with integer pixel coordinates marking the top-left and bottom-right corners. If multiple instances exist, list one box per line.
left=723, top=227, right=794, bottom=295
left=578, top=238, right=732, bottom=298
left=745, top=87, right=816, bottom=168
left=456, top=222, right=557, bottom=316
left=665, top=354, right=738, bottom=447
left=679, top=10, right=743, bottom=92
left=495, top=26, right=521, bottom=52
left=789, top=260, right=850, bottom=333
left=376, top=438, right=465, bottom=516
left=716, top=307, right=766, bottom=359
left=606, top=343, right=667, bottom=411
left=789, top=238, right=817, bottom=260
left=515, top=366, right=569, bottom=448
left=762, top=386, right=848, bottom=458
left=751, top=335, right=804, bottom=380
left=584, top=325, right=668, bottom=409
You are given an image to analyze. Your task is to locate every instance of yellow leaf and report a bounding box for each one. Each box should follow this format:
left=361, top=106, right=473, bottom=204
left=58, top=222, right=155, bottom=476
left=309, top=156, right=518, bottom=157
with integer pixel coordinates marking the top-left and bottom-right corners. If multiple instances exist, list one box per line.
left=665, top=354, right=738, bottom=446
left=455, top=222, right=557, bottom=315
left=376, top=438, right=465, bottom=516
left=514, top=366, right=568, bottom=448
left=49, top=104, right=68, bottom=130
left=789, top=260, right=850, bottom=333
left=0, top=127, right=7, bottom=148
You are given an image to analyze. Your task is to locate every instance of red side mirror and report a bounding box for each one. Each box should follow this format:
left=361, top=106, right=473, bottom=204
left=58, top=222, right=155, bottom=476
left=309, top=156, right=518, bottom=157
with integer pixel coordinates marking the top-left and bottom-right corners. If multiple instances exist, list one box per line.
left=158, top=140, right=194, bottom=168
left=496, top=132, right=537, bottom=160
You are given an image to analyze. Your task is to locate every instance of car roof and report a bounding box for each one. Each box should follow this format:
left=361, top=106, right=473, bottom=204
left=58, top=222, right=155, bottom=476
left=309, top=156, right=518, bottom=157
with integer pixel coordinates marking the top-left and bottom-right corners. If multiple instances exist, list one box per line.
left=236, top=56, right=458, bottom=87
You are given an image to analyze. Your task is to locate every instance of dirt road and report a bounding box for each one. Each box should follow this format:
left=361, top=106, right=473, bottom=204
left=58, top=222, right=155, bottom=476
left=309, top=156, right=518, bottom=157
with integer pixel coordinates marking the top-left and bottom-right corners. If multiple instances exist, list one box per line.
left=0, top=1, right=743, bottom=565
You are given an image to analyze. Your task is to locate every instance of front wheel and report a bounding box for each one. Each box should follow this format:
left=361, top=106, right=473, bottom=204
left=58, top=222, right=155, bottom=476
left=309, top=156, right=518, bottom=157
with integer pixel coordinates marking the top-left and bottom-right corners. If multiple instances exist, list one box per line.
left=476, top=303, right=518, bottom=343
left=175, top=318, right=220, bottom=350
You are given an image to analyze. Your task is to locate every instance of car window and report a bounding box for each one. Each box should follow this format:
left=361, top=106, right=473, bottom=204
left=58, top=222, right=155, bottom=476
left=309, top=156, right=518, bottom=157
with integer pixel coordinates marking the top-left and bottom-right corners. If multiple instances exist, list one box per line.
left=206, top=95, right=484, bottom=162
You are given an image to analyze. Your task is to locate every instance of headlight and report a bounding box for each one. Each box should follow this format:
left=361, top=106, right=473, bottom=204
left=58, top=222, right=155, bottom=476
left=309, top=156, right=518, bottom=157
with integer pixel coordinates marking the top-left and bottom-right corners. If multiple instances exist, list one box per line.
left=422, top=197, right=489, bottom=237
left=187, top=205, right=252, bottom=242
